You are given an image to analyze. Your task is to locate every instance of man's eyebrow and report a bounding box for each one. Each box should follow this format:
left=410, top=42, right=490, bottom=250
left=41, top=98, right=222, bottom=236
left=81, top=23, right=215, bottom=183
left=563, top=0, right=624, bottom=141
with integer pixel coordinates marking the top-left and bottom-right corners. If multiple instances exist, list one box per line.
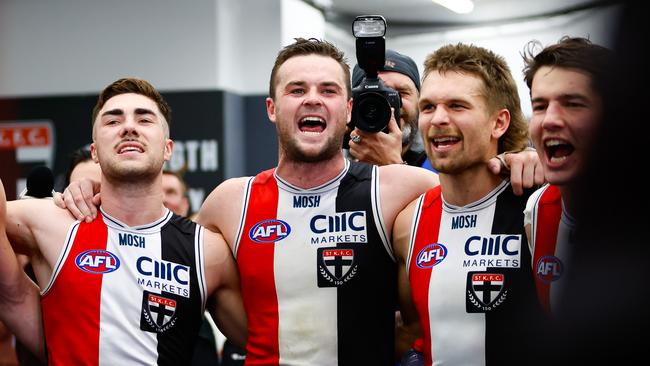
left=134, top=108, right=156, bottom=116
left=286, top=81, right=306, bottom=88
left=101, top=108, right=157, bottom=119
left=320, top=81, right=342, bottom=89
left=101, top=108, right=124, bottom=117
left=531, top=93, right=589, bottom=104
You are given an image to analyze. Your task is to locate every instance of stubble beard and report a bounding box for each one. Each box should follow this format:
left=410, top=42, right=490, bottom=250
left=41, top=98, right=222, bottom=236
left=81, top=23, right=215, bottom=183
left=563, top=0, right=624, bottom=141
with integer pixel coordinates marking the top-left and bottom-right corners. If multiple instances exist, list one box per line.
left=100, top=153, right=163, bottom=186
left=281, top=132, right=343, bottom=163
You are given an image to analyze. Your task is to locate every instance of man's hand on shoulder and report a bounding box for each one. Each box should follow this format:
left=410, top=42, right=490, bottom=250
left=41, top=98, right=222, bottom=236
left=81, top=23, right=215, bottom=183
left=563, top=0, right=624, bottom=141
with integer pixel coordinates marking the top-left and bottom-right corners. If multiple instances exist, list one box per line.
left=53, top=178, right=101, bottom=222
left=488, top=148, right=544, bottom=195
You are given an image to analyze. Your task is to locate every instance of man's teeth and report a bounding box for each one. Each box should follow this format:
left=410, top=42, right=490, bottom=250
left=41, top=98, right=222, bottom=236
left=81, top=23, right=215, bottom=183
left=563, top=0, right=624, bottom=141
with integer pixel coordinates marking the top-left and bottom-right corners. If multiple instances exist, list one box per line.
left=544, top=138, right=574, bottom=160
left=434, top=137, right=457, bottom=143
left=545, top=139, right=564, bottom=147
left=120, top=147, right=142, bottom=153
left=301, top=117, right=325, bottom=123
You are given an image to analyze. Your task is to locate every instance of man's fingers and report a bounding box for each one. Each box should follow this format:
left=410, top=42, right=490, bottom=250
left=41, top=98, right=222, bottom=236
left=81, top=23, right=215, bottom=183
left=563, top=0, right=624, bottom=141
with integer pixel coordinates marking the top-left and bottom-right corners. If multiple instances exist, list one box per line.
left=79, top=183, right=97, bottom=220
left=534, top=161, right=546, bottom=186
left=509, top=160, right=524, bottom=196
left=63, top=187, right=87, bottom=221
left=521, top=160, right=536, bottom=189
left=487, top=158, right=502, bottom=175
left=53, top=192, right=66, bottom=209
left=387, top=108, right=400, bottom=134
left=92, top=193, right=102, bottom=207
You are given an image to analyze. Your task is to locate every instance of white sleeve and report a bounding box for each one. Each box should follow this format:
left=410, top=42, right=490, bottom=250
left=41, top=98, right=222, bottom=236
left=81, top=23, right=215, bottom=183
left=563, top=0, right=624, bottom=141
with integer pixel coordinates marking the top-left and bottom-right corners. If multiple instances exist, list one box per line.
left=524, top=185, right=546, bottom=227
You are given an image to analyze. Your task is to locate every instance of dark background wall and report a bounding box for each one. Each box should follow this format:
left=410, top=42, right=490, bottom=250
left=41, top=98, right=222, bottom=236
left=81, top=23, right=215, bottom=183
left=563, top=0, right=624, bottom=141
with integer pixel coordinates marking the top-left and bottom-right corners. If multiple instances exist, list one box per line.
left=0, top=90, right=279, bottom=211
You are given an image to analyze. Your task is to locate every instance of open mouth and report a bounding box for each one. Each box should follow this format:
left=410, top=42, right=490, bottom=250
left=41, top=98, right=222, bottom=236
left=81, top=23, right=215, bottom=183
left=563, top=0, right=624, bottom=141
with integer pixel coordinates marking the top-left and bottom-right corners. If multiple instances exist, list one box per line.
left=117, top=143, right=144, bottom=154
left=544, top=139, right=574, bottom=162
left=298, top=116, right=326, bottom=134
left=432, top=136, right=460, bottom=148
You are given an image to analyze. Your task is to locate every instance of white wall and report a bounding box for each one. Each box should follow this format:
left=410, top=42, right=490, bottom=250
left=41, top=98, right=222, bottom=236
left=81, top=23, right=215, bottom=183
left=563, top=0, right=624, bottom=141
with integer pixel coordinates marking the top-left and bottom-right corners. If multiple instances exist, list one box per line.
left=0, top=0, right=621, bottom=102
left=0, top=0, right=303, bottom=97
left=0, top=0, right=220, bottom=97
left=216, top=0, right=283, bottom=94
left=388, top=5, right=621, bottom=116
left=282, top=0, right=325, bottom=46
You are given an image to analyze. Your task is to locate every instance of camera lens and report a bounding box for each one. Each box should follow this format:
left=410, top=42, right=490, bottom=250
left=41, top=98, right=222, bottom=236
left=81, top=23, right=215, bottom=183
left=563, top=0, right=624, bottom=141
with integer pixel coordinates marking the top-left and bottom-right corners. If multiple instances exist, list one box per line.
left=354, top=92, right=391, bottom=132
left=360, top=100, right=379, bottom=121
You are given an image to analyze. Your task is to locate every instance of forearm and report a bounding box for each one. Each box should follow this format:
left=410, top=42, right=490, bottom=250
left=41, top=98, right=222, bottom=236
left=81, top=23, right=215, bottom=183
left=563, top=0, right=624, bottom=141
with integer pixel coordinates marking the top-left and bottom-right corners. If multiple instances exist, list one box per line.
left=211, top=288, right=247, bottom=349
left=0, top=265, right=44, bottom=360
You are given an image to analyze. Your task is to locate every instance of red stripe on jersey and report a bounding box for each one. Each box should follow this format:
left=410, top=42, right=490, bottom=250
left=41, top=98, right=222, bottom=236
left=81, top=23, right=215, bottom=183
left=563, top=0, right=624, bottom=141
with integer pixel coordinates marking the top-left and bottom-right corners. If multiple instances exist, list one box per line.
left=408, top=187, right=443, bottom=366
left=42, top=216, right=108, bottom=365
left=237, top=169, right=280, bottom=365
left=532, top=185, right=562, bottom=314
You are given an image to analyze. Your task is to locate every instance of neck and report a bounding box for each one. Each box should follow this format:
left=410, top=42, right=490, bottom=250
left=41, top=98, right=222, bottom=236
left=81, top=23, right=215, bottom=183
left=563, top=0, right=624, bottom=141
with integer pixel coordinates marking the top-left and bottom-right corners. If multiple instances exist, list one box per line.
left=439, top=164, right=504, bottom=207
left=275, top=153, right=346, bottom=189
left=99, top=175, right=166, bottom=226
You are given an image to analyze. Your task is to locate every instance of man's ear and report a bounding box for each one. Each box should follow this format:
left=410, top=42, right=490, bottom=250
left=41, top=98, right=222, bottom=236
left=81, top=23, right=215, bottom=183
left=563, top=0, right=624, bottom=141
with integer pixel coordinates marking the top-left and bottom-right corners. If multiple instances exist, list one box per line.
left=164, top=139, right=174, bottom=161
left=346, top=97, right=353, bottom=124
left=266, top=97, right=277, bottom=124
left=492, top=108, right=510, bottom=140
left=90, top=142, right=99, bottom=163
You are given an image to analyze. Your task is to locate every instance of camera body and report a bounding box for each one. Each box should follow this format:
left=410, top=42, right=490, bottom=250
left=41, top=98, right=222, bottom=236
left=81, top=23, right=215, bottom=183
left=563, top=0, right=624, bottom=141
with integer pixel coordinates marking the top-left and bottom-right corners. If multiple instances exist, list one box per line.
left=350, top=15, right=401, bottom=133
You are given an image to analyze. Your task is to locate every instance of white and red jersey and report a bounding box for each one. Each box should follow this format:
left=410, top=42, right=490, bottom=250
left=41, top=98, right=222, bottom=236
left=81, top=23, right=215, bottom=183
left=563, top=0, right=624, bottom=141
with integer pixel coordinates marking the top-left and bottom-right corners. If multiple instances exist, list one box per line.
left=234, top=160, right=396, bottom=365
left=41, top=208, right=206, bottom=365
left=407, top=181, right=542, bottom=365
left=525, top=184, right=575, bottom=315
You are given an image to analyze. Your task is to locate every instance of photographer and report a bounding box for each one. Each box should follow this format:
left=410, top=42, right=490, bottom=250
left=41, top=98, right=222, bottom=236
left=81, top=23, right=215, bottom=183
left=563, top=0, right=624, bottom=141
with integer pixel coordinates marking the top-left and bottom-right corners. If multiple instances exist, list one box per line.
left=349, top=49, right=426, bottom=167
left=349, top=47, right=543, bottom=194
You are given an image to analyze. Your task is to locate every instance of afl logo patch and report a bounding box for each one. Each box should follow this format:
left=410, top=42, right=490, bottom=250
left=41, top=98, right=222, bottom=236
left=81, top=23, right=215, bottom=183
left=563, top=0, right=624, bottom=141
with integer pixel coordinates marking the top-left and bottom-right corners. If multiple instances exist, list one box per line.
left=535, top=255, right=563, bottom=283
left=416, top=243, right=447, bottom=268
left=249, top=219, right=291, bottom=243
left=75, top=249, right=120, bottom=274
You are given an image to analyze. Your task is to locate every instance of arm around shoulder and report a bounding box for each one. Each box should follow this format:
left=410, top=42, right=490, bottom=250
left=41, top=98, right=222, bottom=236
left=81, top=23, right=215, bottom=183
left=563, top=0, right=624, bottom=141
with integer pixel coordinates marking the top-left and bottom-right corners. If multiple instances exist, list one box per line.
left=393, top=198, right=423, bottom=359
left=0, top=180, right=45, bottom=360
left=202, top=228, right=247, bottom=349
left=196, top=177, right=250, bottom=239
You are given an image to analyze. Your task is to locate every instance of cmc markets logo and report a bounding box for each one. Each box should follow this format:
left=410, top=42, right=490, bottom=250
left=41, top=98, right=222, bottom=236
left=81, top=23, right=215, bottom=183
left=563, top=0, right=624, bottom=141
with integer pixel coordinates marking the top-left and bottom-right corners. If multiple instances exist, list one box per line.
left=75, top=249, right=121, bottom=274
left=249, top=219, right=291, bottom=243
left=416, top=243, right=447, bottom=269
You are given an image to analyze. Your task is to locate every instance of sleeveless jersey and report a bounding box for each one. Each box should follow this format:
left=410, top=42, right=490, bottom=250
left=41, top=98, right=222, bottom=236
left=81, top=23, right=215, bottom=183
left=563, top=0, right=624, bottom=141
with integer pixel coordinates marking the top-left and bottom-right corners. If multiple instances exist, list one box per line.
left=407, top=181, right=542, bottom=365
left=235, top=160, right=396, bottom=365
left=41, top=208, right=207, bottom=365
left=525, top=184, right=575, bottom=315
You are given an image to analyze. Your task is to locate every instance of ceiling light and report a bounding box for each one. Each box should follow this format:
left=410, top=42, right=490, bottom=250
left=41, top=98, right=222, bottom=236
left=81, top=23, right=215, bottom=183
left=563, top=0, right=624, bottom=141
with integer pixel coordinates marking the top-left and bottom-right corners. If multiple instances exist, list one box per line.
left=432, top=0, right=474, bottom=14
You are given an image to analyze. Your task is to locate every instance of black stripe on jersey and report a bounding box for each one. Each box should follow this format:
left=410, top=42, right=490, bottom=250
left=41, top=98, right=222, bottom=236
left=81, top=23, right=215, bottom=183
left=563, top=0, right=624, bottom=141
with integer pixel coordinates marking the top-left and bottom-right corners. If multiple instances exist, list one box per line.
left=155, top=214, right=205, bottom=365
left=485, top=185, right=544, bottom=365
left=335, top=162, right=397, bottom=365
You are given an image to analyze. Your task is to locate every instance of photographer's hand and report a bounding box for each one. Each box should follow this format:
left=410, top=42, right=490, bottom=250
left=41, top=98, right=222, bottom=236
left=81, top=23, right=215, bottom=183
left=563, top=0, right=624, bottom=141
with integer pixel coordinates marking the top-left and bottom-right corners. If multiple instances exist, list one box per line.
left=349, top=111, right=404, bottom=165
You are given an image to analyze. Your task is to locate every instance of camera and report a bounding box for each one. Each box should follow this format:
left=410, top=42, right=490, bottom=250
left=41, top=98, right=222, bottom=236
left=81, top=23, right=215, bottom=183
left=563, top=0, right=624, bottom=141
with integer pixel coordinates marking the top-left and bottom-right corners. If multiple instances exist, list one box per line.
left=350, top=15, right=401, bottom=133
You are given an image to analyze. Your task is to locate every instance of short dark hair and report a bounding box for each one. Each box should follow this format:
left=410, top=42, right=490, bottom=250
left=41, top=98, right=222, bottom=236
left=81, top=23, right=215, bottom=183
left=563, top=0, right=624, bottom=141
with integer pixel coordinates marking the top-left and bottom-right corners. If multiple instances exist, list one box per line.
left=269, top=38, right=351, bottom=99
left=522, top=37, right=613, bottom=93
left=65, top=145, right=93, bottom=186
left=91, top=78, right=171, bottom=136
left=423, top=43, right=529, bottom=153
